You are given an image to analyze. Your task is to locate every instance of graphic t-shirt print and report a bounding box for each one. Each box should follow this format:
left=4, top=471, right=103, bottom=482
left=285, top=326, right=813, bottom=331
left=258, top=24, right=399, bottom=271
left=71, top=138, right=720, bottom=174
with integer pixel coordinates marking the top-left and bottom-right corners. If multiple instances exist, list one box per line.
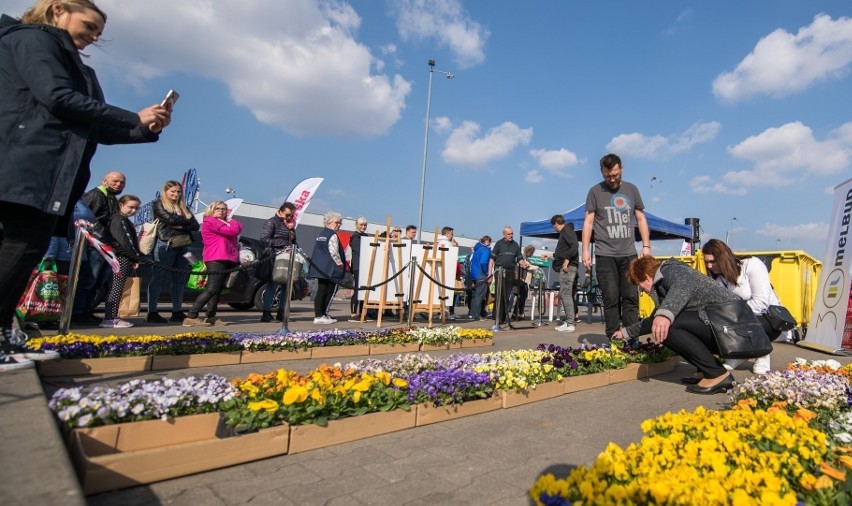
left=604, top=194, right=633, bottom=240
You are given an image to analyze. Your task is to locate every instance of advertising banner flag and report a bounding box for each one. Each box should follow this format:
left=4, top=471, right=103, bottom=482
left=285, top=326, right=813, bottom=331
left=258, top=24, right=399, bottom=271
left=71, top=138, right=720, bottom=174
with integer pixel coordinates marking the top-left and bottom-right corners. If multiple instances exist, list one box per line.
left=286, top=178, right=324, bottom=228
left=800, top=178, right=852, bottom=355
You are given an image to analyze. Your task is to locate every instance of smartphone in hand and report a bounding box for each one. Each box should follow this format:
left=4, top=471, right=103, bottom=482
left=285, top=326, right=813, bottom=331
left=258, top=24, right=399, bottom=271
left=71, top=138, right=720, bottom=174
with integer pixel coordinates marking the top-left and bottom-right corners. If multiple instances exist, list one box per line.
left=161, top=90, right=180, bottom=112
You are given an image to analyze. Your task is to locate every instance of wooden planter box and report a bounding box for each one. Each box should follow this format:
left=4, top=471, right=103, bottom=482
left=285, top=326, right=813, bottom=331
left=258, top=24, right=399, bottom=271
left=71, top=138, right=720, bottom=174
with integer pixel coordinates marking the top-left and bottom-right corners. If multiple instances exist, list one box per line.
left=38, top=356, right=152, bottom=377
left=460, top=338, right=493, bottom=349
left=562, top=372, right=610, bottom=394
left=309, top=344, right=371, bottom=360
left=70, top=423, right=289, bottom=495
left=415, top=397, right=503, bottom=426
left=609, top=363, right=644, bottom=384
left=368, top=343, right=421, bottom=356
left=68, top=413, right=222, bottom=452
left=240, top=349, right=311, bottom=364
left=419, top=343, right=450, bottom=351
left=150, top=352, right=242, bottom=371
left=501, top=380, right=564, bottom=409
left=642, top=357, right=680, bottom=378
left=288, top=409, right=416, bottom=454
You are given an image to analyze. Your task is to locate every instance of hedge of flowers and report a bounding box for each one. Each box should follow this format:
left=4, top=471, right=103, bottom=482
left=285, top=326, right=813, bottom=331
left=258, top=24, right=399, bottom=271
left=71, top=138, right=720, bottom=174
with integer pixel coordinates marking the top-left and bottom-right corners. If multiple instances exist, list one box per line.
left=49, top=341, right=670, bottom=433
left=530, top=358, right=852, bottom=505
left=27, top=327, right=493, bottom=358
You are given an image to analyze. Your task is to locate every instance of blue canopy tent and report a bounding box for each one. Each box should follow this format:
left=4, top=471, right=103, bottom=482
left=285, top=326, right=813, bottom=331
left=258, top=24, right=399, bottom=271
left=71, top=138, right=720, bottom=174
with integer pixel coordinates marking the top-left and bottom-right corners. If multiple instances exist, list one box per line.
left=519, top=205, right=694, bottom=242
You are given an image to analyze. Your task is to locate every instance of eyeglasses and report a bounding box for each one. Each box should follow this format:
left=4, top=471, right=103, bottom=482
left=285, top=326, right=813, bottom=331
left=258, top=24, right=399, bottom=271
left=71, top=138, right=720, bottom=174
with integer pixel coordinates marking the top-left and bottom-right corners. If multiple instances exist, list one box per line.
left=603, top=173, right=621, bottom=181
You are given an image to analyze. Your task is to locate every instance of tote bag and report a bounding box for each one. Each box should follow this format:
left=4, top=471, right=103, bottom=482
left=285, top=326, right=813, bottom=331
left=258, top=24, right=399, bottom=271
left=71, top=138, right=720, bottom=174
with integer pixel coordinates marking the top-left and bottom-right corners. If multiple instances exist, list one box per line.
left=16, top=259, right=67, bottom=322
left=138, top=219, right=159, bottom=255
left=118, top=276, right=141, bottom=317
left=705, top=299, right=773, bottom=359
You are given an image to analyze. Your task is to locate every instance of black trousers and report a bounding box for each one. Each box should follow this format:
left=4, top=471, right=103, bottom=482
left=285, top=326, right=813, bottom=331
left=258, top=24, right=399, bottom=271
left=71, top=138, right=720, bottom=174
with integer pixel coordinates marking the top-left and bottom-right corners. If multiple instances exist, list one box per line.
left=595, top=255, right=639, bottom=337
left=314, top=278, right=338, bottom=317
left=664, top=310, right=727, bottom=379
left=189, top=260, right=235, bottom=319
left=0, top=203, right=59, bottom=329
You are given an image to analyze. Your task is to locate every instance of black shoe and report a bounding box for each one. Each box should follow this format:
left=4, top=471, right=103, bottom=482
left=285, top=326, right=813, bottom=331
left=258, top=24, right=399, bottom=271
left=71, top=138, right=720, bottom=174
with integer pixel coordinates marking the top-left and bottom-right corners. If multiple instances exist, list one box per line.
left=685, top=374, right=734, bottom=395
left=169, top=311, right=187, bottom=322
left=275, top=311, right=284, bottom=322
left=679, top=376, right=702, bottom=385
left=146, top=312, right=168, bottom=324
left=260, top=311, right=273, bottom=322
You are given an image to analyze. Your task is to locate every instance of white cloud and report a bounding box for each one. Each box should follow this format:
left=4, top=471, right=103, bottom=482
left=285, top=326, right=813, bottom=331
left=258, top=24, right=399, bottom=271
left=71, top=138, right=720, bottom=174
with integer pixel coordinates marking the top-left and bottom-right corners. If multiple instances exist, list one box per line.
left=433, top=116, right=453, bottom=134
left=756, top=222, right=830, bottom=241
left=606, top=122, right=720, bottom=159
left=394, top=0, right=489, bottom=68
left=689, top=175, right=747, bottom=196
left=88, top=1, right=411, bottom=138
left=713, top=14, right=852, bottom=102
left=529, top=148, right=580, bottom=178
left=442, top=121, right=533, bottom=167
left=525, top=170, right=544, bottom=184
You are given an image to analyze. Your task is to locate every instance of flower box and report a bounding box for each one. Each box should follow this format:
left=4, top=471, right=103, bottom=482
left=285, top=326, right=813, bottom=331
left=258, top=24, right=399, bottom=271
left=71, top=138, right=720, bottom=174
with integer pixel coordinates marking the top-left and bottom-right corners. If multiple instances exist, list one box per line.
left=642, top=357, right=680, bottom=378
left=460, top=338, right=493, bottom=349
left=69, top=423, right=289, bottom=495
left=69, top=413, right=222, bottom=452
left=368, top=343, right=421, bottom=356
left=309, top=344, right=371, bottom=360
left=415, top=397, right=503, bottom=426
left=240, top=349, right=311, bottom=364
left=38, top=356, right=152, bottom=377
left=608, top=363, right=644, bottom=384
left=562, top=372, right=610, bottom=394
left=288, top=408, right=416, bottom=454
left=150, top=352, right=242, bottom=371
left=419, top=343, right=451, bottom=351
left=501, top=380, right=564, bottom=409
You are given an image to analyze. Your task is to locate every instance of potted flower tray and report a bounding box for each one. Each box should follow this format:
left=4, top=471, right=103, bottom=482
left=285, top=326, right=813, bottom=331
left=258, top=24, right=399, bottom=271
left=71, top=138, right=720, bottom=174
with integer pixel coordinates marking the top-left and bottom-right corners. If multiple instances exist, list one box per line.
left=288, top=408, right=416, bottom=454
left=240, top=349, right=311, bottom=364
left=70, top=422, right=290, bottom=495
left=69, top=413, right=222, bottom=452
left=562, top=371, right=610, bottom=394
left=415, top=397, right=503, bottom=426
left=501, top=380, right=564, bottom=409
left=642, top=357, right=680, bottom=377
left=608, top=363, right=644, bottom=384
left=368, top=342, right=420, bottom=356
left=419, top=343, right=451, bottom=351
left=460, top=338, right=493, bottom=349
left=309, top=344, right=371, bottom=359
left=38, top=356, right=152, bottom=377
left=150, top=352, right=242, bottom=370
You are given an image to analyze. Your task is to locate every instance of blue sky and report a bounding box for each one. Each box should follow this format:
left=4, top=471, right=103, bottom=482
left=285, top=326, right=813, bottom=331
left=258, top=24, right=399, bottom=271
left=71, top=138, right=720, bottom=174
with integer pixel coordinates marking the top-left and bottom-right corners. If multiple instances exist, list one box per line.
left=11, top=0, right=852, bottom=258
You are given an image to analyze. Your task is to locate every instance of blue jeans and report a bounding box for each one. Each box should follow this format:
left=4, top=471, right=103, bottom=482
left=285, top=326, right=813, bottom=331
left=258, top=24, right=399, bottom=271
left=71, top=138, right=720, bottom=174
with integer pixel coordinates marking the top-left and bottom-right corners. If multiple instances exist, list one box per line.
left=147, top=240, right=189, bottom=314
left=262, top=281, right=282, bottom=311
left=595, top=255, right=639, bottom=338
left=468, top=279, right=489, bottom=319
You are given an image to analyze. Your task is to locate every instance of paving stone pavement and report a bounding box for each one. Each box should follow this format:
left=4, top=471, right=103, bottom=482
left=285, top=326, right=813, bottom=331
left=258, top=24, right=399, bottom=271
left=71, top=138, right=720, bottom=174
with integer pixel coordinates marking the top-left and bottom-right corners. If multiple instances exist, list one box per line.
left=1, top=299, right=848, bottom=506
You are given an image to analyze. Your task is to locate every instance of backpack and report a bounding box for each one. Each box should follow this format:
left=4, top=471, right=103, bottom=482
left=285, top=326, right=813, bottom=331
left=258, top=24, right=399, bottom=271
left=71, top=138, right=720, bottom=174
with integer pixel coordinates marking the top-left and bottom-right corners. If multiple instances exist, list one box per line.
left=463, top=253, right=475, bottom=288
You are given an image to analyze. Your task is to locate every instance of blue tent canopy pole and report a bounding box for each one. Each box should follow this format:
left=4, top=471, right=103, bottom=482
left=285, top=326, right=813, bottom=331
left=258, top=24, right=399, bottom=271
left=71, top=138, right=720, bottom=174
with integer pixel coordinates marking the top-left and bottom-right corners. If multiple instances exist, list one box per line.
left=519, top=204, right=694, bottom=242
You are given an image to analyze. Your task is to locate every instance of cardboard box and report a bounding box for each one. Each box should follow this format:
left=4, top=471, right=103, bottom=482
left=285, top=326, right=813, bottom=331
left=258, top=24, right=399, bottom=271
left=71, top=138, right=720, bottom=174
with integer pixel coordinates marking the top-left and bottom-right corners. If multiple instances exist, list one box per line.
left=608, top=363, right=644, bottom=384
left=309, top=344, right=371, bottom=360
left=562, top=372, right=609, bottom=394
left=501, top=380, right=564, bottom=409
left=240, top=349, right=311, bottom=364
left=150, top=352, right=242, bottom=371
left=415, top=397, right=503, bottom=426
left=368, top=343, right=420, bottom=356
left=69, top=413, right=222, bottom=452
left=38, top=356, right=152, bottom=377
left=288, top=409, right=415, bottom=454
left=460, top=338, right=493, bottom=349
left=642, top=357, right=679, bottom=377
left=419, top=343, right=450, bottom=351
left=70, top=423, right=290, bottom=495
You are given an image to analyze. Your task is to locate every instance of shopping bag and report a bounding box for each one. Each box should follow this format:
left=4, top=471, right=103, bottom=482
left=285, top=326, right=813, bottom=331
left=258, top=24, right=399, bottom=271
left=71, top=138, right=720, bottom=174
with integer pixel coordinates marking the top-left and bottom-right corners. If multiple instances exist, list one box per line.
left=186, top=260, right=208, bottom=290
left=118, top=276, right=141, bottom=318
left=706, top=299, right=773, bottom=359
left=16, top=258, right=67, bottom=322
left=272, top=248, right=303, bottom=284
left=138, top=219, right=159, bottom=255
left=225, top=268, right=249, bottom=292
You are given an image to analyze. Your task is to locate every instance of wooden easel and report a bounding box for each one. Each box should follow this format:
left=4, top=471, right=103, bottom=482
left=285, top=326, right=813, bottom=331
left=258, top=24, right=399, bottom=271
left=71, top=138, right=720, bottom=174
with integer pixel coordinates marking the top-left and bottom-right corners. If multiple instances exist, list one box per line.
left=359, top=216, right=405, bottom=327
left=411, top=227, right=447, bottom=327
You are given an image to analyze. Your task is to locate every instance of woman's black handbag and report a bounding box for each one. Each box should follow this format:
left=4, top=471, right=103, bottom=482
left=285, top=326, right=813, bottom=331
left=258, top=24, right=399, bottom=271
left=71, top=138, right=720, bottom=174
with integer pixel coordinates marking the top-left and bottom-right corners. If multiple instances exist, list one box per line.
left=705, top=299, right=773, bottom=359
left=763, top=304, right=796, bottom=332
left=254, top=250, right=274, bottom=282
left=225, top=269, right=249, bottom=291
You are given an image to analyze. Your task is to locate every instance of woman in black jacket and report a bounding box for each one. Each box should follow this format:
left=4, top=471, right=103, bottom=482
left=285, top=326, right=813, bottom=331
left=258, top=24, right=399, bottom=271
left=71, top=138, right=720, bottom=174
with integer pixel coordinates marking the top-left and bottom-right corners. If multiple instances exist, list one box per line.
left=101, top=195, right=142, bottom=329
left=0, top=0, right=170, bottom=370
left=146, top=180, right=199, bottom=323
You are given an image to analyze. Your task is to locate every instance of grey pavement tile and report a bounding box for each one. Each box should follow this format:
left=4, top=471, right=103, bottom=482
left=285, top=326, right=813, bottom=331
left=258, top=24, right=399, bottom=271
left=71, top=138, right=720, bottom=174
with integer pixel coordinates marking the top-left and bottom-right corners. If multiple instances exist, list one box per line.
left=276, top=467, right=388, bottom=505
left=350, top=474, right=457, bottom=505
left=434, top=472, right=528, bottom=505
left=223, top=489, right=298, bottom=506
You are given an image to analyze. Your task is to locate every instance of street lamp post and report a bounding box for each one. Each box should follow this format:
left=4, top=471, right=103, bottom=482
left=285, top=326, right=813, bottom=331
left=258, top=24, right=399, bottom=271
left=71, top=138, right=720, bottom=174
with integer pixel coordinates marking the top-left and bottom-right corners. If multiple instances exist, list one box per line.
left=725, top=217, right=738, bottom=245
left=417, top=59, right=454, bottom=244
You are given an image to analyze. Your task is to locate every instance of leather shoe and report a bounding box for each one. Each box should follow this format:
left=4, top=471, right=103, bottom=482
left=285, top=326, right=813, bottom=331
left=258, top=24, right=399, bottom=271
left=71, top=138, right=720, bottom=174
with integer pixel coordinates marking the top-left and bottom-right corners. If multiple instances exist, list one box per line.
left=685, top=374, right=734, bottom=395
left=260, top=311, right=273, bottom=323
left=679, top=376, right=702, bottom=385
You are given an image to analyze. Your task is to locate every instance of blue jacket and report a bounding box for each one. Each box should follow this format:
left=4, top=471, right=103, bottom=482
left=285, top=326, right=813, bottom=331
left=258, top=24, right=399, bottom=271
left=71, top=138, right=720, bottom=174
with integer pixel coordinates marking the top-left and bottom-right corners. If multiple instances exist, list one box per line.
left=309, top=228, right=345, bottom=280
left=0, top=14, right=158, bottom=220
left=470, top=242, right=491, bottom=281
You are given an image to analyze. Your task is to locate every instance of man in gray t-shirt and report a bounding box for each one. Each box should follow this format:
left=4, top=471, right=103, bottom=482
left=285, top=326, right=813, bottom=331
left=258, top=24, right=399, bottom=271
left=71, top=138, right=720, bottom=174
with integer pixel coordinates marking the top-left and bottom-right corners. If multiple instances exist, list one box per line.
left=581, top=154, right=652, bottom=338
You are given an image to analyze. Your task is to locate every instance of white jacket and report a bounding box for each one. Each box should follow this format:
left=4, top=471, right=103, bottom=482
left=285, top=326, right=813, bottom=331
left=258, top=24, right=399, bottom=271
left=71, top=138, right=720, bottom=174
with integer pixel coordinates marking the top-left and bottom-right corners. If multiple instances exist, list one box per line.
left=715, top=257, right=780, bottom=314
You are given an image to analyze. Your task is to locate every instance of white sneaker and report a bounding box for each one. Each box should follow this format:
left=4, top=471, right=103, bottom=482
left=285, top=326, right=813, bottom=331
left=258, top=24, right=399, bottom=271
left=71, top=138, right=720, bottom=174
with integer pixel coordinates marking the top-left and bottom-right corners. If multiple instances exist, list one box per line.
left=723, top=358, right=745, bottom=371
left=752, top=355, right=771, bottom=375
left=0, top=353, right=35, bottom=371
left=11, top=348, right=60, bottom=361
left=99, top=319, right=134, bottom=329
left=324, top=315, right=337, bottom=324
left=314, top=316, right=334, bottom=324
left=555, top=323, right=575, bottom=332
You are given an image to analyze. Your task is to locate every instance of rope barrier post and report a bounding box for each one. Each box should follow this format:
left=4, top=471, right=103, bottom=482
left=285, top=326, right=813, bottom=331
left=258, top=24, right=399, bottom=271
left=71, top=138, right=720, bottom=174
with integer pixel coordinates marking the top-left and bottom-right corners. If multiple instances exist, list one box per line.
left=276, top=246, right=298, bottom=335
left=491, top=267, right=503, bottom=332
left=407, top=257, right=416, bottom=327
left=534, top=271, right=548, bottom=328
left=58, top=225, right=88, bottom=335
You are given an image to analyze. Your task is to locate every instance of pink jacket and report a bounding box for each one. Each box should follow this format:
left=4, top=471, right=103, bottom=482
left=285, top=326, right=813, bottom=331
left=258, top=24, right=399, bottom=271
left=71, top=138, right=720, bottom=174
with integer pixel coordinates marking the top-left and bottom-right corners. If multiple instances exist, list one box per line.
left=201, top=215, right=243, bottom=262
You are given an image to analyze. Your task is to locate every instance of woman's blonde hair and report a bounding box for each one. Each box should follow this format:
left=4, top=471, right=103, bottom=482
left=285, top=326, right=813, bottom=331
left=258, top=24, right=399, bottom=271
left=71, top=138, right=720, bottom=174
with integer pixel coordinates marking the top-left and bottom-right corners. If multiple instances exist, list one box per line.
left=159, top=180, right=191, bottom=216
left=203, top=201, right=227, bottom=217
left=20, top=0, right=107, bottom=26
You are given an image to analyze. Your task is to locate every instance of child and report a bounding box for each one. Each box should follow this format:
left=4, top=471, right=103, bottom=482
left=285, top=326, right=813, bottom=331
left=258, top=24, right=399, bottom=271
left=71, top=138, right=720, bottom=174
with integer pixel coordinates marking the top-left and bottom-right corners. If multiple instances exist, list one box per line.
left=100, top=195, right=142, bottom=328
